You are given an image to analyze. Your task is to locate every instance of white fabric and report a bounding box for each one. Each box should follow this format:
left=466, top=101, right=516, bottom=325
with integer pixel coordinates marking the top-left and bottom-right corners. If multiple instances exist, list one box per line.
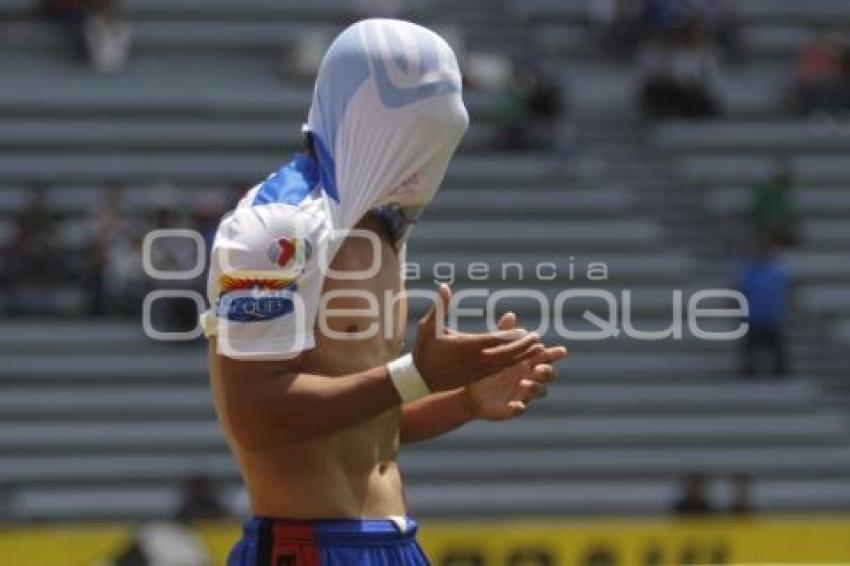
left=386, top=353, right=431, bottom=403
left=307, top=18, right=468, bottom=228
left=204, top=19, right=467, bottom=360
left=203, top=200, right=327, bottom=360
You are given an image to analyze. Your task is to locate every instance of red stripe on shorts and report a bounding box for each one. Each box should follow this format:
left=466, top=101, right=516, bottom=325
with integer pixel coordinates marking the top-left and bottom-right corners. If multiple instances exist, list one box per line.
left=269, top=522, right=320, bottom=566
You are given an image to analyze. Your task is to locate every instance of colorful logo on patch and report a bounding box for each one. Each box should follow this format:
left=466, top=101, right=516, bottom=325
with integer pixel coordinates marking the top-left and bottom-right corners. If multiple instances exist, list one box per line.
left=219, top=274, right=294, bottom=294
left=221, top=291, right=296, bottom=323
left=267, top=237, right=312, bottom=274
left=217, top=278, right=298, bottom=323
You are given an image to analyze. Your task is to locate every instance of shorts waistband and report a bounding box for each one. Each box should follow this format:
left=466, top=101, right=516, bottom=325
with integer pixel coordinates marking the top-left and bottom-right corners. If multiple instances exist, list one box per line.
left=243, top=517, right=419, bottom=546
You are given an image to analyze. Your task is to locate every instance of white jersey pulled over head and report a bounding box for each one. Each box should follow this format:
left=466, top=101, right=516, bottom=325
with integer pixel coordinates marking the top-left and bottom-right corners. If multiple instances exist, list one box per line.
left=202, top=19, right=468, bottom=360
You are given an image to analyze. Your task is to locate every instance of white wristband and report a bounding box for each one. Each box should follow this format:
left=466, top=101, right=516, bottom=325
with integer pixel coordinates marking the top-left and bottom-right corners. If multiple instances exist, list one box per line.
left=387, top=353, right=431, bottom=403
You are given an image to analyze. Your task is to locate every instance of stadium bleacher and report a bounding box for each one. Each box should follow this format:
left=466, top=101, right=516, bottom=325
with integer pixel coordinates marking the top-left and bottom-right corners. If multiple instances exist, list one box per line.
left=0, top=0, right=850, bottom=524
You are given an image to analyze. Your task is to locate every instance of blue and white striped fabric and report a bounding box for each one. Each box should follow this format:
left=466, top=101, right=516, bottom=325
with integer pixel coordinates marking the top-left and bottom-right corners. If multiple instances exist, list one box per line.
left=202, top=19, right=468, bottom=360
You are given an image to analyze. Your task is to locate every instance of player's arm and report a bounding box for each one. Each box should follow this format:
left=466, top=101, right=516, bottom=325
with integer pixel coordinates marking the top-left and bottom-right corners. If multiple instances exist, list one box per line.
left=398, top=388, right=473, bottom=444
left=399, top=310, right=567, bottom=444
left=212, top=291, right=542, bottom=450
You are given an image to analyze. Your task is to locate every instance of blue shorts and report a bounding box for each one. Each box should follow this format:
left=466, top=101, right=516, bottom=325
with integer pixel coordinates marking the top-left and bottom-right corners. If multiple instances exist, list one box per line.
left=227, top=517, right=429, bottom=566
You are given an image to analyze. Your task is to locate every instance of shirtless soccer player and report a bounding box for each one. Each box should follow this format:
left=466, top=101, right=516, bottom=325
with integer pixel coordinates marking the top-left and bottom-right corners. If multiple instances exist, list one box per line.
left=202, top=19, right=567, bottom=566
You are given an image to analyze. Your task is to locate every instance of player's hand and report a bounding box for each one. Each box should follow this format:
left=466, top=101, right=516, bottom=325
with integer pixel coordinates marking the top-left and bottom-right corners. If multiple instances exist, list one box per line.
left=412, top=285, right=544, bottom=392
left=465, top=311, right=567, bottom=420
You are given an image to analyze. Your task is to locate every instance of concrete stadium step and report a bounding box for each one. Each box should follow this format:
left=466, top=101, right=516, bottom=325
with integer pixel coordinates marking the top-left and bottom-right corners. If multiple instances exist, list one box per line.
left=0, top=318, right=735, bottom=356
left=412, top=220, right=663, bottom=252
left=0, top=0, right=382, bottom=19
left=1, top=179, right=630, bottom=218
left=0, top=320, right=150, bottom=350
left=400, top=323, right=745, bottom=356
left=3, top=412, right=844, bottom=454
left=535, top=381, right=820, bottom=416
left=0, top=352, right=206, bottom=382
left=8, top=443, right=850, bottom=489
left=428, top=187, right=635, bottom=218
left=0, top=181, right=627, bottom=218
left=678, top=154, right=850, bottom=185
left=654, top=121, right=850, bottom=153
left=549, top=61, right=785, bottom=118
left=0, top=75, right=501, bottom=118
left=736, top=0, right=850, bottom=25
left=557, top=352, right=735, bottom=381
left=12, top=485, right=182, bottom=521
left=801, top=286, right=850, bottom=317
left=0, top=118, right=496, bottom=153
left=532, top=21, right=841, bottom=61
left=787, top=253, right=850, bottom=283
left=0, top=152, right=562, bottom=184
left=0, top=421, right=224, bottom=453
left=0, top=78, right=307, bottom=119
left=0, top=386, right=215, bottom=420
left=510, top=0, right=850, bottom=26
left=0, top=350, right=733, bottom=384
left=0, top=453, right=237, bottom=485
left=3, top=21, right=339, bottom=53
left=12, top=475, right=850, bottom=520
left=117, top=0, right=410, bottom=20
left=0, top=381, right=818, bottom=421
left=706, top=187, right=850, bottom=217
left=407, top=478, right=850, bottom=516
left=801, top=221, right=850, bottom=248
left=424, top=413, right=850, bottom=449
left=403, top=445, right=850, bottom=481
left=833, top=319, right=850, bottom=345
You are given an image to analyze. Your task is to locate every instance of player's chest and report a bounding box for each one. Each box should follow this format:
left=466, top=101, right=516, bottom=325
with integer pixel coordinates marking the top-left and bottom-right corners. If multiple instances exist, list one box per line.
left=314, top=231, right=404, bottom=353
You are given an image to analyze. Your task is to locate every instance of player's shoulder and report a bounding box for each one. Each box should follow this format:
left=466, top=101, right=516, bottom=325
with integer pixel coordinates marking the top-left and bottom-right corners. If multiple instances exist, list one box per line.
left=218, top=200, right=325, bottom=247
left=216, top=157, right=330, bottom=250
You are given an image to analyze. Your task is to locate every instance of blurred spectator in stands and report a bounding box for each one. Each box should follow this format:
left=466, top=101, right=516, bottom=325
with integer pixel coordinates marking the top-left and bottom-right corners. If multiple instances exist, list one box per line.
left=101, top=230, right=147, bottom=316
left=736, top=237, right=790, bottom=378
left=831, top=45, right=850, bottom=113
left=146, top=195, right=204, bottom=331
left=748, top=163, right=798, bottom=247
left=791, top=31, right=841, bottom=115
left=672, top=472, right=715, bottom=515
left=637, top=21, right=721, bottom=119
left=88, top=184, right=133, bottom=315
left=637, top=31, right=678, bottom=117
left=643, top=0, right=688, bottom=34
left=691, top=0, right=743, bottom=63
left=83, top=0, right=131, bottom=74
left=498, top=62, right=563, bottom=151
left=175, top=473, right=229, bottom=523
left=589, top=0, right=618, bottom=39
left=92, top=184, right=150, bottom=316
left=728, top=473, right=755, bottom=515
left=38, top=0, right=89, bottom=61
left=588, top=0, right=643, bottom=54
left=2, top=184, right=61, bottom=315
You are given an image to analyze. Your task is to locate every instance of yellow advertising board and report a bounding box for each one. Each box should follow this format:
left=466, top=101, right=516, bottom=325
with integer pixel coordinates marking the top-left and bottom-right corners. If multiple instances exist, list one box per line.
left=415, top=517, right=850, bottom=565
left=1, top=517, right=849, bottom=565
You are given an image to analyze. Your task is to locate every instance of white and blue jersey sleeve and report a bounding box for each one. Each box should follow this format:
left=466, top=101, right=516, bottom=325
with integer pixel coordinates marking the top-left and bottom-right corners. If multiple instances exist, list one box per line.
left=202, top=156, right=330, bottom=360
left=203, top=18, right=468, bottom=361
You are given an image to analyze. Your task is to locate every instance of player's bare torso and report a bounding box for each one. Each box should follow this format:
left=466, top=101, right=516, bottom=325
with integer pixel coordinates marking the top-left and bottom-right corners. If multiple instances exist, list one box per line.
left=208, top=212, right=407, bottom=518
